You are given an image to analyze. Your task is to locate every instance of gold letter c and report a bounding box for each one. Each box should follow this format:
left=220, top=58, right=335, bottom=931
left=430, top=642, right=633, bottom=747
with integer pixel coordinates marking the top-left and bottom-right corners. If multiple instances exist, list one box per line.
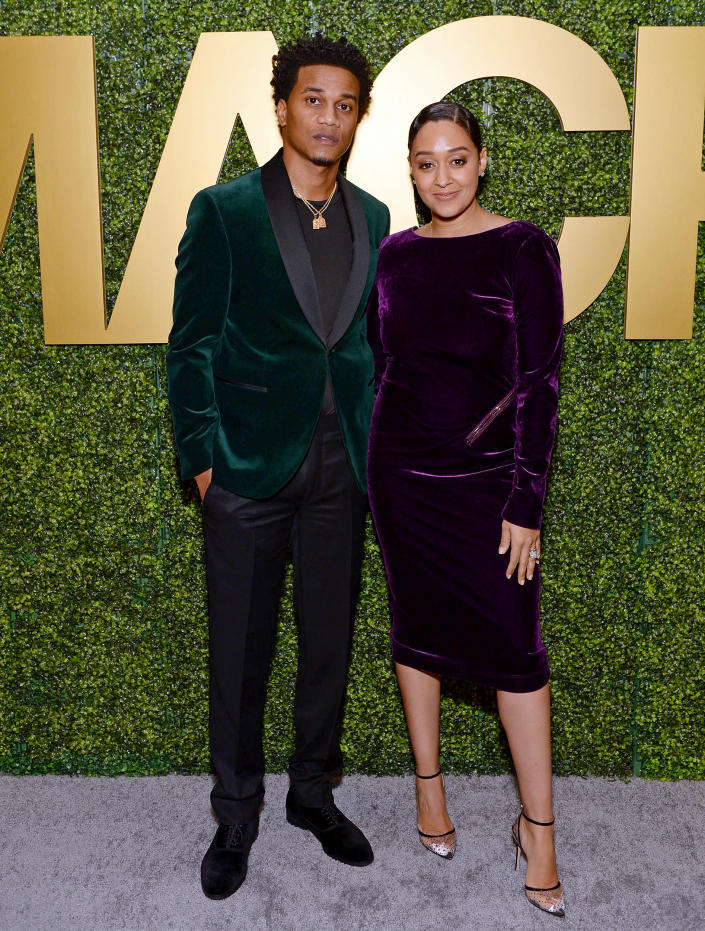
left=347, top=16, right=631, bottom=324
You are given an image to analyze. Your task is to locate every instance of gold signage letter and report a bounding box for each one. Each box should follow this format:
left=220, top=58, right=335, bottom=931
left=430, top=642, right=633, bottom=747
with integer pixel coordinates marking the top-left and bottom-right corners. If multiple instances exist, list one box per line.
left=625, top=27, right=705, bottom=339
left=0, top=32, right=280, bottom=343
left=347, top=16, right=631, bottom=323
left=0, top=37, right=105, bottom=344
left=108, top=32, right=279, bottom=343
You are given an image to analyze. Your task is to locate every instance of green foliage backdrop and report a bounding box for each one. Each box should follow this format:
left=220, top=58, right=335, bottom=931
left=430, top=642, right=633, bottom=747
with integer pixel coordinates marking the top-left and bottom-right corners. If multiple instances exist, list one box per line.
left=1, top=0, right=703, bottom=779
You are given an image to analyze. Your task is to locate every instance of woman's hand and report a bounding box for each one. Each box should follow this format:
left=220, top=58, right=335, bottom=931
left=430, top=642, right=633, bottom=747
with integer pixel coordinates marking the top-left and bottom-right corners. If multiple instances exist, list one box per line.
left=498, top=520, right=540, bottom=584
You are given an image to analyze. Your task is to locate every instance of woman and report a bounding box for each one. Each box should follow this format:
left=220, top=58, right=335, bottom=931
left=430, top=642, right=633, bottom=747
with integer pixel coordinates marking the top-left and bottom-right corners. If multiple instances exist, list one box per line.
left=367, top=102, right=565, bottom=918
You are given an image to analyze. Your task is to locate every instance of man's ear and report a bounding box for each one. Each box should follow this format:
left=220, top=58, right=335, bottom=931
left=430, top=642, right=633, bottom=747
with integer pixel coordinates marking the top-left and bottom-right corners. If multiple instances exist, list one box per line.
left=276, top=98, right=287, bottom=128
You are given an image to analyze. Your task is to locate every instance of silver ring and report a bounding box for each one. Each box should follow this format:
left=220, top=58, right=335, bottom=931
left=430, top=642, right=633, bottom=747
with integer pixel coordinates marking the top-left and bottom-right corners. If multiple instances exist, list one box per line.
left=529, top=547, right=540, bottom=560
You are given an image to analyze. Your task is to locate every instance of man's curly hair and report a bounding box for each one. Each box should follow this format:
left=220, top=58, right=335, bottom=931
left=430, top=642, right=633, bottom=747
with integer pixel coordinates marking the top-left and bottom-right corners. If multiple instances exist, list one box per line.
left=271, top=34, right=373, bottom=121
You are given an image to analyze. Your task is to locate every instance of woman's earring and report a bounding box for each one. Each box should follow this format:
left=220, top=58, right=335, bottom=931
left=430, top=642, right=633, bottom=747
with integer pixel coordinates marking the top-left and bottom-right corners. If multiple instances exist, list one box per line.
left=479, top=170, right=485, bottom=177
left=411, top=177, right=416, bottom=185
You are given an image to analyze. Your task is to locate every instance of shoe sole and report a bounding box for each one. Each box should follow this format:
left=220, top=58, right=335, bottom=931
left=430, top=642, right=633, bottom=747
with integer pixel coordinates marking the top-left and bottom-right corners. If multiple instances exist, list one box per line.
left=202, top=887, right=243, bottom=901
left=286, top=809, right=374, bottom=867
left=201, top=871, right=247, bottom=901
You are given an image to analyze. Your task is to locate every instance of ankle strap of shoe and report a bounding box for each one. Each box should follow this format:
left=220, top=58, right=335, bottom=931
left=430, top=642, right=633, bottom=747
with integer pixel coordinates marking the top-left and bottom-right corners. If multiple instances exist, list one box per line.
left=415, top=769, right=442, bottom=780
left=521, top=807, right=555, bottom=827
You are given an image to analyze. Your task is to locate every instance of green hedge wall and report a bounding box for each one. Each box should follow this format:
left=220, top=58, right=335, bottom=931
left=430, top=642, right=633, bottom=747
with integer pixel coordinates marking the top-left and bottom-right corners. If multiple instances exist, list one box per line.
left=1, top=0, right=703, bottom=779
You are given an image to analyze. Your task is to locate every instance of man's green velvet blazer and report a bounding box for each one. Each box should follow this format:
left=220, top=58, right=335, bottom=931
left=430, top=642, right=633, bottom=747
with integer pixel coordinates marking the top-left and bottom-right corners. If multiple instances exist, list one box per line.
left=166, top=151, right=390, bottom=497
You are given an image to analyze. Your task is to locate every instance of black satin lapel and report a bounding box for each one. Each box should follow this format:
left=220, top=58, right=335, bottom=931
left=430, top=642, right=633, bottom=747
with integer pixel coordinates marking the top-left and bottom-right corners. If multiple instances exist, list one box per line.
left=260, top=152, right=325, bottom=343
left=328, top=175, right=371, bottom=348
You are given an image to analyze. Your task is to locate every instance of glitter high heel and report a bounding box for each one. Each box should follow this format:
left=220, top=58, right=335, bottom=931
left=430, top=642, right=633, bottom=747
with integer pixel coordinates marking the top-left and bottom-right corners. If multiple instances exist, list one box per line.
left=415, top=770, right=456, bottom=859
left=512, top=807, right=565, bottom=917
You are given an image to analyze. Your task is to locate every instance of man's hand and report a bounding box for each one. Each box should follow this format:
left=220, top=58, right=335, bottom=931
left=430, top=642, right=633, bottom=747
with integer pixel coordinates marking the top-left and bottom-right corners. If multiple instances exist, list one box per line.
left=498, top=520, right=540, bottom=585
left=195, top=468, right=213, bottom=501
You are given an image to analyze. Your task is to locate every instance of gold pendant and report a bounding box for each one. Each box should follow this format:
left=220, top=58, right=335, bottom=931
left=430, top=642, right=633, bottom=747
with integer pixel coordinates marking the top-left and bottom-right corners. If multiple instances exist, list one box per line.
left=312, top=215, right=326, bottom=230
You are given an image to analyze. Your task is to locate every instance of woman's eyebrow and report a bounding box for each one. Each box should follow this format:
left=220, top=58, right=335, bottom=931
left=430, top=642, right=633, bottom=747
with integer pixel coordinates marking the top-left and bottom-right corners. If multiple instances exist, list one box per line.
left=413, top=146, right=471, bottom=156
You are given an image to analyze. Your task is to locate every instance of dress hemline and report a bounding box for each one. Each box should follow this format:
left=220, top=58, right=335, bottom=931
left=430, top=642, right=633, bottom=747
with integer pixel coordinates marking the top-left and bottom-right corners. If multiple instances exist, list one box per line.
left=391, top=634, right=550, bottom=694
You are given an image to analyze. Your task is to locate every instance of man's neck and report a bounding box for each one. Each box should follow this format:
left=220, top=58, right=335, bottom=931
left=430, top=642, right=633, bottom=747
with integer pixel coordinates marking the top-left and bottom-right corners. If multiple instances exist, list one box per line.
left=282, top=146, right=340, bottom=200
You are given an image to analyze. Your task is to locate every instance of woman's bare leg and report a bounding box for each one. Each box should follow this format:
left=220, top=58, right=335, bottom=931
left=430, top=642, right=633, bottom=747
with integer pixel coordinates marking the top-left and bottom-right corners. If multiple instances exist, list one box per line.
left=496, top=684, right=560, bottom=889
left=395, top=662, right=454, bottom=835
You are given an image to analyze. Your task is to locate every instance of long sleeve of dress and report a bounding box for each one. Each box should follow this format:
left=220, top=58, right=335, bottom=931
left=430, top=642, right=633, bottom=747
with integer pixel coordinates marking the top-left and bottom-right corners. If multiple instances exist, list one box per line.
left=366, top=281, right=388, bottom=391
left=501, top=231, right=564, bottom=530
left=165, top=190, right=232, bottom=480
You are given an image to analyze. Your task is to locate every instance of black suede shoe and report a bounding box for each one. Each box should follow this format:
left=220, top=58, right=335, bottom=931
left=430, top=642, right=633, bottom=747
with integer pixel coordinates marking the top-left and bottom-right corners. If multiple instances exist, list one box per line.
left=285, top=787, right=374, bottom=866
left=200, top=819, right=259, bottom=900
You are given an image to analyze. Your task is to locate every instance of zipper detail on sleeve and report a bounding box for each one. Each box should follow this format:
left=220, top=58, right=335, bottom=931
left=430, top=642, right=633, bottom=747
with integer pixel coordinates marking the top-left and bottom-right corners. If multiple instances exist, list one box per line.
left=465, top=387, right=517, bottom=446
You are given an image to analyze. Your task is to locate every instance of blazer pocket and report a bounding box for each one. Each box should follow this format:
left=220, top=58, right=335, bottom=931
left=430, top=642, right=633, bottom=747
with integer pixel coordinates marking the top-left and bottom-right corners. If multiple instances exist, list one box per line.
left=465, top=388, right=517, bottom=446
left=214, top=375, right=268, bottom=393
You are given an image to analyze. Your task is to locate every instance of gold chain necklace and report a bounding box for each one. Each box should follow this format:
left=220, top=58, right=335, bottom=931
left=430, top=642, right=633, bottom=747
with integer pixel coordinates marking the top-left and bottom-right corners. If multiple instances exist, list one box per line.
left=292, top=183, right=337, bottom=230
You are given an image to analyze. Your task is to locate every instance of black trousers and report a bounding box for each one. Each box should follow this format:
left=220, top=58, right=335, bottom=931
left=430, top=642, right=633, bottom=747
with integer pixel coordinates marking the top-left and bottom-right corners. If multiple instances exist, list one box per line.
left=201, top=412, right=368, bottom=824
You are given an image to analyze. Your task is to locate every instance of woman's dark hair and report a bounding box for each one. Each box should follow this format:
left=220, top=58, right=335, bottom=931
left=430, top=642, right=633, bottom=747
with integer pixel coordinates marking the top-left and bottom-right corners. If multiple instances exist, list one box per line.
left=408, top=101, right=483, bottom=153
left=271, top=34, right=373, bottom=120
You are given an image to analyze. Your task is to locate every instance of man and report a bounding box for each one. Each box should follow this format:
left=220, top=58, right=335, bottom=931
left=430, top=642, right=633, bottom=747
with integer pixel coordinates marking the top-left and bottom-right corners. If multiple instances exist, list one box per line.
left=166, top=34, right=390, bottom=900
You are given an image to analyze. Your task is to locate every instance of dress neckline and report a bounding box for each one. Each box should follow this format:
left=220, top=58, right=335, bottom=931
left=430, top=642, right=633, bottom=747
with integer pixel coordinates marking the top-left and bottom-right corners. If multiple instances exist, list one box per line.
left=410, top=220, right=518, bottom=241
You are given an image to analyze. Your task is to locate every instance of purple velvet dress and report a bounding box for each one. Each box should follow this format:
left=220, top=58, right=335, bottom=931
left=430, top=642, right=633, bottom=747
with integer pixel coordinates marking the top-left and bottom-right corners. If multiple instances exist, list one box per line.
left=367, top=222, right=563, bottom=692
